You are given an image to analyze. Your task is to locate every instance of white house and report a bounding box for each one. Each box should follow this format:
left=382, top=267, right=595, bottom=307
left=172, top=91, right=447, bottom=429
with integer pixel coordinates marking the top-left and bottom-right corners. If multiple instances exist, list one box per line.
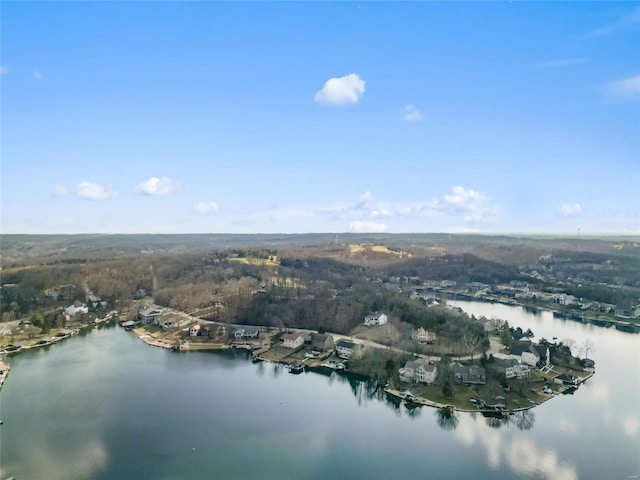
left=281, top=333, right=305, bottom=349
left=65, top=303, right=89, bottom=316
left=336, top=339, right=357, bottom=359
left=510, top=342, right=540, bottom=367
left=399, top=359, right=437, bottom=384
left=189, top=324, right=201, bottom=337
left=234, top=327, right=260, bottom=339
left=364, top=311, right=388, bottom=326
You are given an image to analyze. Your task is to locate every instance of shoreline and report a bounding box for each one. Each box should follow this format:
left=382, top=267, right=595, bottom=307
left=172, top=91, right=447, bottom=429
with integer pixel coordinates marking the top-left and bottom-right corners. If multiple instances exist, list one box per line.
left=125, top=320, right=596, bottom=415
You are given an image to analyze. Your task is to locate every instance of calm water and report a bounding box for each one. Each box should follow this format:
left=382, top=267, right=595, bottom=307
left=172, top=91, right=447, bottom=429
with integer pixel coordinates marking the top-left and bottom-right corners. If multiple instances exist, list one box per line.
left=1, top=301, right=638, bottom=480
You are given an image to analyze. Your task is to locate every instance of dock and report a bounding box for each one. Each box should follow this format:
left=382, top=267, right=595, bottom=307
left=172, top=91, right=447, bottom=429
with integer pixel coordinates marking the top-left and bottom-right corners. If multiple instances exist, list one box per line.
left=0, top=360, right=10, bottom=388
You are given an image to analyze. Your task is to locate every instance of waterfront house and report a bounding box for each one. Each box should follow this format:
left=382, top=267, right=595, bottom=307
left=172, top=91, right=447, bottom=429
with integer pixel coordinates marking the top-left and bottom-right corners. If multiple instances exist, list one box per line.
left=534, top=343, right=550, bottom=368
left=399, top=359, right=437, bottom=384
left=281, top=332, right=305, bottom=349
left=190, top=324, right=201, bottom=337
left=615, top=305, right=638, bottom=318
left=364, top=311, right=388, bottom=326
left=509, top=342, right=540, bottom=367
left=554, top=373, right=579, bottom=387
left=453, top=362, right=486, bottom=385
left=583, top=358, right=595, bottom=369
left=65, top=302, right=89, bottom=316
left=492, top=356, right=530, bottom=379
left=335, top=339, right=357, bottom=359
left=234, top=327, right=260, bottom=340
left=139, top=307, right=163, bottom=325
left=410, top=327, right=436, bottom=343
left=306, top=332, right=334, bottom=352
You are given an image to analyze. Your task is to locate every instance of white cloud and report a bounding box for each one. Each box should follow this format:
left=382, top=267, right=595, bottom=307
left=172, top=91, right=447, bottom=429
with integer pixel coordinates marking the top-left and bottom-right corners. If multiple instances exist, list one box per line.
left=76, top=181, right=117, bottom=200
left=442, top=186, right=485, bottom=210
left=557, top=203, right=582, bottom=217
left=33, top=70, right=43, bottom=80
left=314, top=73, right=365, bottom=106
left=533, top=59, right=585, bottom=69
left=605, top=74, right=640, bottom=101
left=348, top=221, right=388, bottom=233
left=53, top=184, right=68, bottom=197
left=193, top=201, right=219, bottom=215
left=135, top=177, right=178, bottom=195
left=371, top=209, right=392, bottom=218
left=402, top=104, right=423, bottom=121
left=360, top=191, right=373, bottom=202
left=0, top=66, right=8, bottom=75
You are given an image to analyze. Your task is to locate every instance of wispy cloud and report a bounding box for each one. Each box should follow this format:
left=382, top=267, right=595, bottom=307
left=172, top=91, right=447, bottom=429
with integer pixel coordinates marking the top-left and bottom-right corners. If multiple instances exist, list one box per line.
left=604, top=74, right=640, bottom=101
left=33, top=70, right=43, bottom=80
left=0, top=66, right=8, bottom=75
left=135, top=177, right=178, bottom=195
left=52, top=184, right=68, bottom=197
left=193, top=201, right=219, bottom=215
left=314, top=73, right=365, bottom=106
left=557, top=203, right=582, bottom=217
left=588, top=6, right=640, bottom=37
left=76, top=181, right=117, bottom=200
left=402, top=104, right=424, bottom=121
left=533, top=58, right=585, bottom=69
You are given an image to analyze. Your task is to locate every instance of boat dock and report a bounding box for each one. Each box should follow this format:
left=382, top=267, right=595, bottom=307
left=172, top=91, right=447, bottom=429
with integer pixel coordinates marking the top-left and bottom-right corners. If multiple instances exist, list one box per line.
left=0, top=360, right=10, bottom=388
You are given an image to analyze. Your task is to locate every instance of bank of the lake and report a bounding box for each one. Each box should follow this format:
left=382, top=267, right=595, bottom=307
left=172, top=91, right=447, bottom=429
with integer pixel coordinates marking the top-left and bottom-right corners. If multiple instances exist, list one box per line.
left=1, top=301, right=638, bottom=480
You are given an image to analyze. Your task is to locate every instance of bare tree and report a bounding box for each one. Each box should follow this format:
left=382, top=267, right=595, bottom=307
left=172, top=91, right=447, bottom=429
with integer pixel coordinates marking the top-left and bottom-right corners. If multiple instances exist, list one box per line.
left=581, top=338, right=595, bottom=359
left=561, top=338, right=576, bottom=355
left=462, top=332, right=483, bottom=362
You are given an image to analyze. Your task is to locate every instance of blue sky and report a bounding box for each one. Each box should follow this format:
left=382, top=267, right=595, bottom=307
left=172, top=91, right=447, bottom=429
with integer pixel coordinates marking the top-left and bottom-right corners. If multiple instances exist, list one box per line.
left=1, top=2, right=638, bottom=234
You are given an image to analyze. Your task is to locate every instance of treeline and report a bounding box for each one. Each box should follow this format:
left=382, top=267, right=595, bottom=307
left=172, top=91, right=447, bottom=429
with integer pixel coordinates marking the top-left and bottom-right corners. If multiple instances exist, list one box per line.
left=379, top=254, right=532, bottom=285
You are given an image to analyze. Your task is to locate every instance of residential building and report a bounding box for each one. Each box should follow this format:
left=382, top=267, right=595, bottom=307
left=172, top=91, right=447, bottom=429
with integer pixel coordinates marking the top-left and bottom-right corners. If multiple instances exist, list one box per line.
left=492, top=357, right=530, bottom=379
left=190, top=324, right=201, bottom=337
left=399, top=359, right=437, bottom=384
left=335, top=340, right=357, bottom=359
left=509, top=342, right=540, bottom=367
left=65, top=302, right=89, bottom=316
left=364, top=311, right=388, bottom=326
left=306, top=333, right=334, bottom=352
left=281, top=333, right=305, bottom=349
left=615, top=305, right=638, bottom=318
left=410, top=327, right=436, bottom=343
left=234, top=327, right=260, bottom=339
left=139, top=307, right=163, bottom=325
left=452, top=362, right=486, bottom=385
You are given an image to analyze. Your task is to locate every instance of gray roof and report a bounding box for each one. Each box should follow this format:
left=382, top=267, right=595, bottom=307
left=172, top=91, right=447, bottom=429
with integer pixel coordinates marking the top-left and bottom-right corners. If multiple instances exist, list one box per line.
left=493, top=357, right=520, bottom=369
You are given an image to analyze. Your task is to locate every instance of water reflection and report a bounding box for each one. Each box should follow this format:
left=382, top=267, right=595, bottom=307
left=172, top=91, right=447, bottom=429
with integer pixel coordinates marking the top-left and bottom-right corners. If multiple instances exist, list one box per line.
left=436, top=407, right=458, bottom=430
left=513, top=410, right=535, bottom=431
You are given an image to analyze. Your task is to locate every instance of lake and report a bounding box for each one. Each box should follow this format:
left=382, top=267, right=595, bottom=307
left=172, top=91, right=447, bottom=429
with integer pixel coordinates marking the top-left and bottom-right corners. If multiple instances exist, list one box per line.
left=1, top=300, right=639, bottom=480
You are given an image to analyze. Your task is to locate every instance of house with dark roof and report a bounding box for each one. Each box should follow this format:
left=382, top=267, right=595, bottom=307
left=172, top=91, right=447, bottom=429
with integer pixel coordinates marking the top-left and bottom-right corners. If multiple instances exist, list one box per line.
left=509, top=342, right=540, bottom=367
left=492, top=357, right=530, bottom=379
left=554, top=373, right=579, bottom=387
left=335, top=339, right=357, bottom=359
left=139, top=307, right=162, bottom=325
left=306, top=333, right=334, bottom=352
left=615, top=305, right=638, bottom=318
left=234, top=327, right=260, bottom=339
left=453, top=362, right=486, bottom=385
